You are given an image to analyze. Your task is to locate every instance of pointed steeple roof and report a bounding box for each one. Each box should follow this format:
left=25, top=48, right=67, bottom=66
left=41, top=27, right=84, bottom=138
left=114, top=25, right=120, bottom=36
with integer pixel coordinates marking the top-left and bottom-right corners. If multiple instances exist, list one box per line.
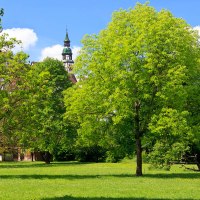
left=64, top=31, right=70, bottom=43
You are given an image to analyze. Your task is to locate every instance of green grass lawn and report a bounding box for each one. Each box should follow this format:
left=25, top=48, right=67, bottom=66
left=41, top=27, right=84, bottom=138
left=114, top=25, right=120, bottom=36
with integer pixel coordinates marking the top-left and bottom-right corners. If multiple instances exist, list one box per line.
left=0, top=160, right=199, bottom=200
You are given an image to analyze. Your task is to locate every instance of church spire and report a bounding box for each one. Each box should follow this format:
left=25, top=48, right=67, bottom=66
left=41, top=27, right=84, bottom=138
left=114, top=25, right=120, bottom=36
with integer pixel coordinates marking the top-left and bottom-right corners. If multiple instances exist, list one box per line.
left=62, top=30, right=73, bottom=68
left=62, top=30, right=77, bottom=83
left=64, top=31, right=70, bottom=47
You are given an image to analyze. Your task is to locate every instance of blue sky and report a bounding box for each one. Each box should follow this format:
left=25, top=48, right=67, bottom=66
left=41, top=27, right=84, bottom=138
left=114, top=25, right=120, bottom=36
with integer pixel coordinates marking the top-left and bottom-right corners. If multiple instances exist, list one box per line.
left=1, top=0, right=200, bottom=61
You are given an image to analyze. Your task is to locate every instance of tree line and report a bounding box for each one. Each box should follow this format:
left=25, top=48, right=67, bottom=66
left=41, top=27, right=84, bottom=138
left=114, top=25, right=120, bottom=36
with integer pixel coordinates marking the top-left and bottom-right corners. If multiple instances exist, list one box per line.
left=0, top=3, right=200, bottom=176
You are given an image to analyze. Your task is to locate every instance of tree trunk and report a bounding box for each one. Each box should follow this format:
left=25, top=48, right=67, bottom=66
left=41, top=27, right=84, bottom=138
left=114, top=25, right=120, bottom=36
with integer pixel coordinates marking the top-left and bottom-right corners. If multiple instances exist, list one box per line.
left=43, top=151, right=51, bottom=164
left=135, top=100, right=143, bottom=176
left=136, top=137, right=142, bottom=176
left=31, top=152, right=34, bottom=162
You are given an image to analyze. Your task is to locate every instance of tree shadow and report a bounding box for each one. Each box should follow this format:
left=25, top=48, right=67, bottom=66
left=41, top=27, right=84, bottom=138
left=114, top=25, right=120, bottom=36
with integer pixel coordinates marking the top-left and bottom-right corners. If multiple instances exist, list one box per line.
left=0, top=173, right=200, bottom=180
left=0, top=162, right=48, bottom=169
left=0, top=174, right=95, bottom=180
left=0, top=161, right=87, bottom=169
left=143, top=173, right=200, bottom=179
left=41, top=195, right=196, bottom=200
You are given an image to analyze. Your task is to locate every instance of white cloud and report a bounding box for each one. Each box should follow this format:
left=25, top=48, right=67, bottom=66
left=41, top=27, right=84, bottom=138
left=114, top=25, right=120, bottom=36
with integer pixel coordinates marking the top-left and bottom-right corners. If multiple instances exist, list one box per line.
left=72, top=46, right=81, bottom=60
left=2, top=28, right=38, bottom=52
left=193, top=26, right=200, bottom=35
left=39, top=44, right=63, bottom=61
left=39, top=45, right=81, bottom=61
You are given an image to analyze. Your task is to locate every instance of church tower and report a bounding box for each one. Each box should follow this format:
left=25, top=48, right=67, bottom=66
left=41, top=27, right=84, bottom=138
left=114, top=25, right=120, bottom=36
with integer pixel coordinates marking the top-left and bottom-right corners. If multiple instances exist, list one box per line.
left=62, top=31, right=74, bottom=72
left=62, top=31, right=77, bottom=83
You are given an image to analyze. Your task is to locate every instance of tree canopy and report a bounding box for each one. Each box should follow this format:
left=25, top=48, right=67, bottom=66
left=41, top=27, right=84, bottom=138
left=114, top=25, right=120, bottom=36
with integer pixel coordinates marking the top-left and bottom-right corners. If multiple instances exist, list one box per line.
left=16, top=58, right=74, bottom=163
left=64, top=3, right=200, bottom=175
left=0, top=17, right=30, bottom=152
left=1, top=3, right=200, bottom=171
left=0, top=10, right=76, bottom=163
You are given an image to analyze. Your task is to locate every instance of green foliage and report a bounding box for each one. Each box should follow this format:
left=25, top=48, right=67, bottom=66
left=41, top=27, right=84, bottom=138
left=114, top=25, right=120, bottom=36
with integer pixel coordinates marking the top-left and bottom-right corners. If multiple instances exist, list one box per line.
left=147, top=142, right=189, bottom=170
left=185, top=57, right=200, bottom=156
left=64, top=3, right=200, bottom=171
left=0, top=29, right=30, bottom=148
left=0, top=38, right=75, bottom=161
left=0, top=8, right=3, bottom=16
left=0, top=10, right=30, bottom=151
left=146, top=108, right=192, bottom=168
left=21, top=58, right=74, bottom=156
left=0, top=8, right=4, bottom=32
left=74, top=145, right=106, bottom=162
left=0, top=12, right=75, bottom=161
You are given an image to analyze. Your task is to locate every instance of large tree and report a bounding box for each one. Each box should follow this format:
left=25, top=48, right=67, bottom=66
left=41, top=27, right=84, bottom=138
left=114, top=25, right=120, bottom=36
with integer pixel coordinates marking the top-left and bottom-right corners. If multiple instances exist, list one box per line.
left=0, top=12, right=75, bottom=162
left=0, top=18, right=30, bottom=152
left=64, top=3, right=200, bottom=176
left=20, top=58, right=74, bottom=163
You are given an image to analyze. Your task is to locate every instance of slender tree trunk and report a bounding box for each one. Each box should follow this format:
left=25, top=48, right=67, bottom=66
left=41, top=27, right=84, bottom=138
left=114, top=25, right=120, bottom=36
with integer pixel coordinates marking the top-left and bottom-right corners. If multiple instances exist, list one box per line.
left=136, top=137, right=142, bottom=176
left=31, top=152, right=34, bottom=162
left=135, top=100, right=143, bottom=176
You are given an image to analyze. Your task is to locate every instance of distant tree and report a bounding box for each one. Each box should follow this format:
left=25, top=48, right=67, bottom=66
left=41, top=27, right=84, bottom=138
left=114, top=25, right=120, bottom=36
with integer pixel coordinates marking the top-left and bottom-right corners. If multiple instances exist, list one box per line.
left=146, top=109, right=192, bottom=169
left=64, top=3, right=200, bottom=175
left=21, top=58, right=74, bottom=163
left=72, top=116, right=134, bottom=163
left=0, top=12, right=75, bottom=163
left=0, top=23, right=30, bottom=151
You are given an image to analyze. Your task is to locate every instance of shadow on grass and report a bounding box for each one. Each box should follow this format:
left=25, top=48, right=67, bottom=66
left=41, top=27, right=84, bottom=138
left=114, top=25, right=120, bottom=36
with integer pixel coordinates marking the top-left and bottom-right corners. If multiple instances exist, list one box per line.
left=0, top=161, right=88, bottom=169
left=41, top=195, right=196, bottom=200
left=0, top=173, right=200, bottom=180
